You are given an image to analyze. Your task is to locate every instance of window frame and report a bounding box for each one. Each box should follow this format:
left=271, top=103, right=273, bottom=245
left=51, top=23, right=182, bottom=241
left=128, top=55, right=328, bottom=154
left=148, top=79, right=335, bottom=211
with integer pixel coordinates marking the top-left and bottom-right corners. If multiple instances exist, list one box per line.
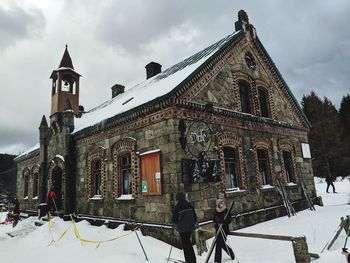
left=119, top=153, right=132, bottom=196
left=239, top=81, right=252, bottom=114
left=257, top=87, right=271, bottom=118
left=32, top=171, right=39, bottom=198
left=223, top=147, right=240, bottom=190
left=282, top=150, right=295, bottom=183
left=91, top=159, right=102, bottom=196
left=257, top=148, right=271, bottom=186
left=23, top=168, right=30, bottom=198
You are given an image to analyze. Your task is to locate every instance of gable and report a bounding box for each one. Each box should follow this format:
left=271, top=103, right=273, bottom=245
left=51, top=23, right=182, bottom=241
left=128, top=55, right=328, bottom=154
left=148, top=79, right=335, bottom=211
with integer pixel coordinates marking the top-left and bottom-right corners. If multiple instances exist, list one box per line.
left=177, top=34, right=309, bottom=129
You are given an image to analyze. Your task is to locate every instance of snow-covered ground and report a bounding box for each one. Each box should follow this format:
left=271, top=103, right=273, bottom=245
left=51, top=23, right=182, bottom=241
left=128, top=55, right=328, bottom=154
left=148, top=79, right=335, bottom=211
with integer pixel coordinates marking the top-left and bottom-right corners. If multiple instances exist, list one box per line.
left=0, top=177, right=349, bottom=263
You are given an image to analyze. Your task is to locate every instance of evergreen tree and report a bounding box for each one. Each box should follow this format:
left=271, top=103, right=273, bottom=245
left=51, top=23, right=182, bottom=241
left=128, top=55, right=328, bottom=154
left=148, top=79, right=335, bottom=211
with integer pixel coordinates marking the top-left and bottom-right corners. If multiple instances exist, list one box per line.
left=338, top=94, right=350, bottom=176
left=0, top=154, right=17, bottom=201
left=301, top=92, right=342, bottom=178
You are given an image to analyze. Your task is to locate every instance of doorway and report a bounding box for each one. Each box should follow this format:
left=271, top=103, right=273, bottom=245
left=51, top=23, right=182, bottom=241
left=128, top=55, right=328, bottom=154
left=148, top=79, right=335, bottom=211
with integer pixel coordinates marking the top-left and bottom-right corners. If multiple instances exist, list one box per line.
left=51, top=167, right=63, bottom=210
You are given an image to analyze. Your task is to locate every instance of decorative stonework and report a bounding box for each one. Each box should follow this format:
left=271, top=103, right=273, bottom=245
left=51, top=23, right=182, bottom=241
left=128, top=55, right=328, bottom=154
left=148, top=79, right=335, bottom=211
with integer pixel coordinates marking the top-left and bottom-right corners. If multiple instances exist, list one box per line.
left=76, top=108, right=174, bottom=147
left=178, top=36, right=248, bottom=100
left=233, top=71, right=256, bottom=114
left=23, top=167, right=30, bottom=177
left=31, top=164, right=40, bottom=174
left=252, top=137, right=275, bottom=188
left=252, top=40, right=309, bottom=129
left=112, top=138, right=137, bottom=198
left=217, top=132, right=247, bottom=190
left=254, top=79, right=275, bottom=119
left=173, top=106, right=308, bottom=138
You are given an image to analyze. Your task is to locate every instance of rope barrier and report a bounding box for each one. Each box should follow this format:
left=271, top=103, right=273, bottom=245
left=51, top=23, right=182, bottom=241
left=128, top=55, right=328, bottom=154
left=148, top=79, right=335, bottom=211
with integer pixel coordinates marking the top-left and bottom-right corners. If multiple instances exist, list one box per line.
left=46, top=213, right=140, bottom=249
left=71, top=214, right=140, bottom=248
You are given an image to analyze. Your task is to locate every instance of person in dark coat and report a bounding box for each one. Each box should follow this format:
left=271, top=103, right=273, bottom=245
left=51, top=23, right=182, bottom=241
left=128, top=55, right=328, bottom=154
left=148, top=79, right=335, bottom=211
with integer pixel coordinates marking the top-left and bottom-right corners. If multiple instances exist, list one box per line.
left=325, top=175, right=336, bottom=193
left=46, top=187, right=57, bottom=213
left=12, top=197, right=20, bottom=227
left=172, top=192, right=197, bottom=263
left=213, top=198, right=235, bottom=263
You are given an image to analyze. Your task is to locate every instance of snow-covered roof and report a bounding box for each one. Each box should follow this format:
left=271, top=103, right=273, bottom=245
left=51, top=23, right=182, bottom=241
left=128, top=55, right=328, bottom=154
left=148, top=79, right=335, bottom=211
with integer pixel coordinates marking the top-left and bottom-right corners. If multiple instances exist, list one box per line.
left=14, top=143, right=39, bottom=162
left=73, top=30, right=243, bottom=134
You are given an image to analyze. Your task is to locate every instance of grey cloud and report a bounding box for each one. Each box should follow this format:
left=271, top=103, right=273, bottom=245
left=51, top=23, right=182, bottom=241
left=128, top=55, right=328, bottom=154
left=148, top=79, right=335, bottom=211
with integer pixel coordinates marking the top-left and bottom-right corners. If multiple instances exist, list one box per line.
left=0, top=127, right=36, bottom=155
left=0, top=3, right=46, bottom=48
left=94, top=0, right=229, bottom=54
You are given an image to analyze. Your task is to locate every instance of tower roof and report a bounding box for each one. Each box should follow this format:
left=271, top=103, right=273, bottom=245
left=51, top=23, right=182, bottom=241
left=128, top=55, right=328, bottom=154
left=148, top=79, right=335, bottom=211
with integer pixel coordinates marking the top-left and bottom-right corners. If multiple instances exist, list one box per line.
left=59, top=45, right=74, bottom=69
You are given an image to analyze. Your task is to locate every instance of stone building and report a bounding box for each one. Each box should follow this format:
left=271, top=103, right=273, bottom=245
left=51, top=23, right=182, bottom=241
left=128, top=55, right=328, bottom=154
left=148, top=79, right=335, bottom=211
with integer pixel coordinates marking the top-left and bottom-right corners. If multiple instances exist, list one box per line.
left=15, top=10, right=317, bottom=240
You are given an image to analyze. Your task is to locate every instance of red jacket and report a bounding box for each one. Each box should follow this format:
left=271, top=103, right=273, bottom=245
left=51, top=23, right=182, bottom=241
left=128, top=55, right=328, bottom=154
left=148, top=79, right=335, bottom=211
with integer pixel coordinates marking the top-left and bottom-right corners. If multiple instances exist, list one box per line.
left=46, top=191, right=57, bottom=204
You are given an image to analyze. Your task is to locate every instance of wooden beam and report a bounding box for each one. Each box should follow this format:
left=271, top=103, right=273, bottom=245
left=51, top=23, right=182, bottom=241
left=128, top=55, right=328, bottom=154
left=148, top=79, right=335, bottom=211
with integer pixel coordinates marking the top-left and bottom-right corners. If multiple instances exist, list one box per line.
left=229, top=231, right=294, bottom=241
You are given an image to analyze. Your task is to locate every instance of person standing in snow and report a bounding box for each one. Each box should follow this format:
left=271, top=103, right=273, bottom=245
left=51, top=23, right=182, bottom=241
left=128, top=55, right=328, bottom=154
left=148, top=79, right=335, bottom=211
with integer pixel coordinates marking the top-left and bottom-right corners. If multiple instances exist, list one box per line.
left=172, top=192, right=197, bottom=263
left=46, top=187, right=57, bottom=213
left=325, top=175, right=336, bottom=193
left=12, top=197, right=20, bottom=227
left=213, top=198, right=235, bottom=263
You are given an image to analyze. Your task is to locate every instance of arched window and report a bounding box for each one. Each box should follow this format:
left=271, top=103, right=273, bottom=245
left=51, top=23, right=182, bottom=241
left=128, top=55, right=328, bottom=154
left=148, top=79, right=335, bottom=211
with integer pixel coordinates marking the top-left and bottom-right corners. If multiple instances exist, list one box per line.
left=223, top=147, right=240, bottom=190
left=91, top=159, right=102, bottom=196
left=120, top=153, right=132, bottom=195
left=239, top=81, right=252, bottom=114
left=258, top=87, right=270, bottom=118
left=33, top=171, right=39, bottom=197
left=23, top=168, right=30, bottom=198
left=282, top=150, right=295, bottom=183
left=112, top=138, right=137, bottom=198
left=86, top=150, right=106, bottom=199
left=257, top=148, right=271, bottom=185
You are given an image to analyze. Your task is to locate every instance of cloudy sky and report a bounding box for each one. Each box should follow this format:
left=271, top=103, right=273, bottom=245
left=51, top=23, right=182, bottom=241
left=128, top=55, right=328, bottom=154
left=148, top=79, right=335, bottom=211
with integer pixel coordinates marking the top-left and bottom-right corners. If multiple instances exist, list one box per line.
left=0, top=0, right=349, bottom=155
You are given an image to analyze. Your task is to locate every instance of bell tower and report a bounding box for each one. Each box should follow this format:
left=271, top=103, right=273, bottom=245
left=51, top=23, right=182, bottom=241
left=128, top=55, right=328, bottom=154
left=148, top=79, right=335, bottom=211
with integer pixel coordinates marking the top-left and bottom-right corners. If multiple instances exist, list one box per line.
left=50, top=45, right=81, bottom=116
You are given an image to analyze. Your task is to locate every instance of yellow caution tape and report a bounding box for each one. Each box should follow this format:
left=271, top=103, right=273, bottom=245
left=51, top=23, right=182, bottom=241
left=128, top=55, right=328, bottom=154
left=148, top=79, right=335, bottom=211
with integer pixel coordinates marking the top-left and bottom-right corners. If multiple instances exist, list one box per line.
left=69, top=214, right=139, bottom=249
left=46, top=214, right=139, bottom=249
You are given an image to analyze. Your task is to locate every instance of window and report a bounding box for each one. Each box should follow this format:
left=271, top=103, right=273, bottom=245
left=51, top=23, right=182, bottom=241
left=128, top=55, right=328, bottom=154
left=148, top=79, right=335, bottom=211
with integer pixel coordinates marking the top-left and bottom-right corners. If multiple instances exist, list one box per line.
left=257, top=149, right=271, bottom=185
left=224, top=147, right=239, bottom=189
left=120, top=153, right=132, bottom=195
left=24, top=174, right=29, bottom=198
left=33, top=172, right=39, bottom=197
left=283, top=151, right=295, bottom=183
left=239, top=82, right=251, bottom=114
left=258, top=88, right=270, bottom=118
left=140, top=151, right=162, bottom=195
left=92, top=159, right=102, bottom=196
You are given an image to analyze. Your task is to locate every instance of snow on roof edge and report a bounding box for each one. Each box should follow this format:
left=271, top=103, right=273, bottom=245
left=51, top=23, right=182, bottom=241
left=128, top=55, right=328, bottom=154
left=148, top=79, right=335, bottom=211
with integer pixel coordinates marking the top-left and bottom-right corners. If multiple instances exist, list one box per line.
left=73, top=30, right=243, bottom=135
left=14, top=143, right=40, bottom=162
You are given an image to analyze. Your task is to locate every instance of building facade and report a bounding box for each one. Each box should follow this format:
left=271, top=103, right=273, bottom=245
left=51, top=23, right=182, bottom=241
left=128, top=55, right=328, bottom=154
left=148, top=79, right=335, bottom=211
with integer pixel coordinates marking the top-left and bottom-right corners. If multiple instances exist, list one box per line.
left=15, top=10, right=317, bottom=240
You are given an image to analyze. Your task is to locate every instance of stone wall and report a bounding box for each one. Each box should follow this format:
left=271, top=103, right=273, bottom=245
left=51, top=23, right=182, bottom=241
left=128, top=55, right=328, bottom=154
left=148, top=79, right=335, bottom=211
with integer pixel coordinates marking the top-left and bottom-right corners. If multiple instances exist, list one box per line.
left=71, top=104, right=315, bottom=226
left=16, top=154, right=40, bottom=211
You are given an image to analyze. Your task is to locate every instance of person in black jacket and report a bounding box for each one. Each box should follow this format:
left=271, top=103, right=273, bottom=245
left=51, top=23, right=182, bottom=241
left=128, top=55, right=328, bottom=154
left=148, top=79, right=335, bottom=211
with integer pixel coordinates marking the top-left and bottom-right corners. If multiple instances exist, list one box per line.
left=325, top=175, right=336, bottom=193
left=213, top=198, right=235, bottom=263
left=172, top=192, right=197, bottom=263
left=12, top=197, right=20, bottom=227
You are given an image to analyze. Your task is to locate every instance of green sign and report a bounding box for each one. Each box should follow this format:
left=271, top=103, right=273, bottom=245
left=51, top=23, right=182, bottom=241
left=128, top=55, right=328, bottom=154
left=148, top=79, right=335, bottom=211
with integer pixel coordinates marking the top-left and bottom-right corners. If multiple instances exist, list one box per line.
left=141, top=180, right=148, bottom=192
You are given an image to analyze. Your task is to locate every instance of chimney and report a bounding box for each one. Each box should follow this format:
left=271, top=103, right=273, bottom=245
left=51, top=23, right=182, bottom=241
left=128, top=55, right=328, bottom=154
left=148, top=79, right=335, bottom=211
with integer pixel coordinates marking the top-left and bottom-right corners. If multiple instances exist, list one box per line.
left=111, top=84, right=125, bottom=98
left=235, top=9, right=249, bottom=32
left=145, top=62, right=162, bottom=79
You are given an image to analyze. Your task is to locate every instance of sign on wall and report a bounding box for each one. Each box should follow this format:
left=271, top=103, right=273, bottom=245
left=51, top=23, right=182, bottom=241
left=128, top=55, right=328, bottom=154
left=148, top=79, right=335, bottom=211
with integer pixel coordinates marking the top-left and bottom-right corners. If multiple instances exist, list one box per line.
left=182, top=151, right=220, bottom=184
left=178, top=119, right=213, bottom=158
left=301, top=143, right=311, bottom=159
left=141, top=180, right=148, bottom=193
